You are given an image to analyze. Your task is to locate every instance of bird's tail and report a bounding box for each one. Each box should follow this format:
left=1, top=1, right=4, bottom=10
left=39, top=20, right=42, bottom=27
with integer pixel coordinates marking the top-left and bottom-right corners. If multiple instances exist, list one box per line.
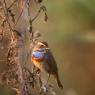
left=54, top=73, right=63, bottom=89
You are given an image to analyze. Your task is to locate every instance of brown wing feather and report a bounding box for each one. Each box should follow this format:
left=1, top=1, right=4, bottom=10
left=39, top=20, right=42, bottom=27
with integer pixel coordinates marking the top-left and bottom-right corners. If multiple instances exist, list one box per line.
left=45, top=50, right=58, bottom=74
left=45, top=50, right=63, bottom=89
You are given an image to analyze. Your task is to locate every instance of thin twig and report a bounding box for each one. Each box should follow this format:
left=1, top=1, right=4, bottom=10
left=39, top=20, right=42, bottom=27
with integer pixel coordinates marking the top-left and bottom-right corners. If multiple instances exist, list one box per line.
left=14, top=0, right=27, bottom=27
left=32, top=9, right=41, bottom=22
left=8, top=0, right=17, bottom=10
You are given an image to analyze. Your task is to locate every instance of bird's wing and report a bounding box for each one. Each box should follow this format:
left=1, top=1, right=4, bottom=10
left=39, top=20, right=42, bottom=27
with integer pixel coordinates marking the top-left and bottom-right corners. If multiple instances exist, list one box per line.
left=45, top=50, right=58, bottom=73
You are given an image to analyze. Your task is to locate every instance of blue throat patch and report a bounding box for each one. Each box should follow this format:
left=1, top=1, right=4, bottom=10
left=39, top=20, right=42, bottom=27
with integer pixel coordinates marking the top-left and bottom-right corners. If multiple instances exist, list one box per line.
left=32, top=48, right=48, bottom=59
left=32, top=51, right=44, bottom=58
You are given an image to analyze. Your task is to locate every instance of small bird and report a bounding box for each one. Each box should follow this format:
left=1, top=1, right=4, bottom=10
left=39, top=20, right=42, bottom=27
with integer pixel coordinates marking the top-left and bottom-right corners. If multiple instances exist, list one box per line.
left=31, top=41, right=63, bottom=89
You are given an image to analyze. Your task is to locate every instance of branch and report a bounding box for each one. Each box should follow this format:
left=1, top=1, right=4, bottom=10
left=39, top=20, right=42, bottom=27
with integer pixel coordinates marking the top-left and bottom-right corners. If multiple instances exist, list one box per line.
left=2, top=0, right=14, bottom=43
left=8, top=0, right=17, bottom=10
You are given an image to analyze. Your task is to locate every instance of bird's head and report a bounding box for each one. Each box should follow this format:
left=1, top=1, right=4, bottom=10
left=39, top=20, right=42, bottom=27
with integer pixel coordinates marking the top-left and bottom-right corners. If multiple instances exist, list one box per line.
left=33, top=41, right=49, bottom=51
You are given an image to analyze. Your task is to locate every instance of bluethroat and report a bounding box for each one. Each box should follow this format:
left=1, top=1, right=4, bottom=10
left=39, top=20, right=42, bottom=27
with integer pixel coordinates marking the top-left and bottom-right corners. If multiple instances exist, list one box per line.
left=31, top=41, right=63, bottom=89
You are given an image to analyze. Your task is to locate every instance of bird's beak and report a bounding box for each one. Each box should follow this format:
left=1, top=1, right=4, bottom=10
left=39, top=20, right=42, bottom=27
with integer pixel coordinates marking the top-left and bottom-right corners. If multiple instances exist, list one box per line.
left=45, top=48, right=50, bottom=50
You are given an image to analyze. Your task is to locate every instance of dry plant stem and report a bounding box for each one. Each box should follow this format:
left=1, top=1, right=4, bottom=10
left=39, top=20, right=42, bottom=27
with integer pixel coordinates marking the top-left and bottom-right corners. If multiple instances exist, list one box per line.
left=15, top=56, right=28, bottom=95
left=3, top=0, right=29, bottom=94
left=46, top=74, right=50, bottom=86
left=15, top=1, right=30, bottom=95
left=8, top=0, right=17, bottom=9
left=14, top=0, right=27, bottom=27
left=3, top=0, right=14, bottom=43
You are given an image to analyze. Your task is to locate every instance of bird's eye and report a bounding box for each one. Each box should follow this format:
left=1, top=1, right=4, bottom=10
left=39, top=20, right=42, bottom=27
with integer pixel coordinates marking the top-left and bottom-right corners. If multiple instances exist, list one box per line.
left=40, top=45, right=44, bottom=47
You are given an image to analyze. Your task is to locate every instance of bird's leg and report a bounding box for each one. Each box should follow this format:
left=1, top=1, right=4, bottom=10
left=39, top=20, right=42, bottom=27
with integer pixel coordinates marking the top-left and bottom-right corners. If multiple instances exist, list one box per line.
left=32, top=65, right=40, bottom=74
left=38, top=72, right=42, bottom=87
left=34, top=68, right=42, bottom=87
left=46, top=74, right=50, bottom=85
left=36, top=68, right=41, bottom=74
left=32, top=64, right=36, bottom=73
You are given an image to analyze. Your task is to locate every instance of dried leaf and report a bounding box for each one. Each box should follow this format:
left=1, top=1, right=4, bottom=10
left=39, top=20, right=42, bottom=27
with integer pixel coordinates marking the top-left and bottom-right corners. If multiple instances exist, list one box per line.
left=44, top=12, right=48, bottom=22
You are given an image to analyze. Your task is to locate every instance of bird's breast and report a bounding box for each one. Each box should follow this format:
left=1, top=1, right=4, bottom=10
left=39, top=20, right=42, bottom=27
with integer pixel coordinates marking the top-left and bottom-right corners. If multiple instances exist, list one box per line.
left=32, top=57, right=46, bottom=70
left=31, top=50, right=49, bottom=70
left=32, top=51, right=44, bottom=69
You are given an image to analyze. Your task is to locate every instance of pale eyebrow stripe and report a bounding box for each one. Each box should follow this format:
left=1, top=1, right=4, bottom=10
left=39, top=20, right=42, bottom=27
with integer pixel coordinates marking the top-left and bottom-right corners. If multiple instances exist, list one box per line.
left=37, top=42, right=46, bottom=46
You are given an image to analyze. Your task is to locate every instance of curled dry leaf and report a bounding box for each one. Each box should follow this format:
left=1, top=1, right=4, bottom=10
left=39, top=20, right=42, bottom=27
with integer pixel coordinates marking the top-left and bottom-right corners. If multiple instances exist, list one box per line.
left=44, top=12, right=48, bottom=22
left=40, top=5, right=48, bottom=23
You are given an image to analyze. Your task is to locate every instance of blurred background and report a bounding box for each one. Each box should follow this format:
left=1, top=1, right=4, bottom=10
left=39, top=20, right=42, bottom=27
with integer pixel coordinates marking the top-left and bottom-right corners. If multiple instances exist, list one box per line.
left=1, top=0, right=95, bottom=95
left=35, top=0, right=95, bottom=95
